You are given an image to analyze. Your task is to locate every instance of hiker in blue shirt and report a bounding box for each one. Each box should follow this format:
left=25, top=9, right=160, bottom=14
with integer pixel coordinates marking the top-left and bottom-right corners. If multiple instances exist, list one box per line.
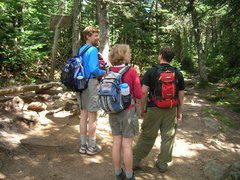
left=76, top=26, right=105, bottom=155
left=78, top=44, right=104, bottom=78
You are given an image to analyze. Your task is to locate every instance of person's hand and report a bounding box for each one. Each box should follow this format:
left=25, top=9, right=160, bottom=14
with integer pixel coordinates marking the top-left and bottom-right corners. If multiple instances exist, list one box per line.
left=177, top=112, right=182, bottom=121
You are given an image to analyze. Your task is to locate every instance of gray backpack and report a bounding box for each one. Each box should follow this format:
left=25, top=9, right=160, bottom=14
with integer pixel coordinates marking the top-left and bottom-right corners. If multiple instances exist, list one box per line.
left=98, top=66, right=131, bottom=113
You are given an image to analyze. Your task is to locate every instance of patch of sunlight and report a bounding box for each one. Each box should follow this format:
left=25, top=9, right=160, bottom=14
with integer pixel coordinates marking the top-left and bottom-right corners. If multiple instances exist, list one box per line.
left=72, top=125, right=79, bottom=131
left=83, top=155, right=104, bottom=164
left=0, top=173, right=6, bottom=179
left=173, top=139, right=207, bottom=157
left=0, top=131, right=27, bottom=148
left=26, top=124, right=59, bottom=137
left=185, top=101, right=202, bottom=107
left=98, top=117, right=110, bottom=124
left=53, top=111, right=73, bottom=118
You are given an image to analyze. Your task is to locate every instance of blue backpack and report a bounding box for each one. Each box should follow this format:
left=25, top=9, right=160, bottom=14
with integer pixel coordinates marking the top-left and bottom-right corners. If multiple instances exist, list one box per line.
left=61, top=45, right=92, bottom=91
left=99, top=66, right=131, bottom=113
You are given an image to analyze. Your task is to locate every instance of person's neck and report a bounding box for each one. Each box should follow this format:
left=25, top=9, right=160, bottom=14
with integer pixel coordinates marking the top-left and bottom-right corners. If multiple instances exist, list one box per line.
left=86, top=41, right=92, bottom=45
left=160, top=59, right=170, bottom=64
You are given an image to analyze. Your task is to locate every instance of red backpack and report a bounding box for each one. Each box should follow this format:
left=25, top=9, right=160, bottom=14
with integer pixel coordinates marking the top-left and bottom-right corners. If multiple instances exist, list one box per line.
left=151, top=65, right=179, bottom=108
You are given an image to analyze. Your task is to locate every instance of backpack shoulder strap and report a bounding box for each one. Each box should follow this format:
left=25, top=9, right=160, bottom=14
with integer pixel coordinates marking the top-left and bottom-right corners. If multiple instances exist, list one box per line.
left=77, top=45, right=92, bottom=57
left=153, top=64, right=177, bottom=72
left=106, top=67, right=111, bottom=75
left=117, top=66, right=130, bottom=75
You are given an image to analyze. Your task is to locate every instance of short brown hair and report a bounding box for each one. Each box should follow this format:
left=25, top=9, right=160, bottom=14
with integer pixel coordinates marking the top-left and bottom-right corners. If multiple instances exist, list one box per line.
left=82, top=26, right=99, bottom=41
left=160, top=46, right=175, bottom=62
left=109, top=44, right=130, bottom=65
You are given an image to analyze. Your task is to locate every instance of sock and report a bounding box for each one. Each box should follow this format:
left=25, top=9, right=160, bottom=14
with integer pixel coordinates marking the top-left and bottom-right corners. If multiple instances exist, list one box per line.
left=115, top=168, right=122, bottom=176
left=126, top=172, right=133, bottom=179
left=80, top=135, right=86, bottom=146
left=89, top=137, right=96, bottom=147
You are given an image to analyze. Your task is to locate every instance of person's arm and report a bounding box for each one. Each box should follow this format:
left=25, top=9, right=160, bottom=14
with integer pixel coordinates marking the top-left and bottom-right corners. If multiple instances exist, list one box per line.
left=131, top=69, right=142, bottom=99
left=88, top=48, right=105, bottom=77
left=177, top=90, right=184, bottom=121
left=140, top=85, right=149, bottom=118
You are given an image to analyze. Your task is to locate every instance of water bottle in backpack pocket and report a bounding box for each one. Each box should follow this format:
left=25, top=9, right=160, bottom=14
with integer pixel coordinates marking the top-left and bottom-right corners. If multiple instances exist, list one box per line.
left=76, top=71, right=86, bottom=90
left=119, top=83, right=131, bottom=109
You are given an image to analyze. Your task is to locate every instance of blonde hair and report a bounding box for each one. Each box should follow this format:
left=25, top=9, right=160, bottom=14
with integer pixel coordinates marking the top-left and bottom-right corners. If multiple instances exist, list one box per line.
left=82, top=26, right=99, bottom=41
left=109, top=44, right=130, bottom=65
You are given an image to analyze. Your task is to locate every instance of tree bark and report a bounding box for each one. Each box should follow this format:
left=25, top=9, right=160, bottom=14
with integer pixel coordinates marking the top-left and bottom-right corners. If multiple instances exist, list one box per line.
left=0, top=82, right=62, bottom=96
left=72, top=0, right=82, bottom=56
left=50, top=1, right=65, bottom=80
left=189, top=0, right=208, bottom=83
left=96, top=0, right=110, bottom=65
left=174, top=31, right=182, bottom=63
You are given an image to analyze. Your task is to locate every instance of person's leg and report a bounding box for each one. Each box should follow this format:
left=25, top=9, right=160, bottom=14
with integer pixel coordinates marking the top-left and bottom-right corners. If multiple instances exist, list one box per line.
left=156, top=108, right=177, bottom=171
left=79, top=109, right=88, bottom=153
left=80, top=109, right=88, bottom=135
left=87, top=111, right=102, bottom=155
left=109, top=114, right=126, bottom=179
left=122, top=137, right=134, bottom=178
left=112, top=136, right=122, bottom=170
left=133, top=108, right=162, bottom=167
left=88, top=111, right=97, bottom=139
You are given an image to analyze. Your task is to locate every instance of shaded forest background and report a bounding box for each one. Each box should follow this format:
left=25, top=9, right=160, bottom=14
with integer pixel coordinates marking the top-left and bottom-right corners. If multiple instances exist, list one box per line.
left=0, top=0, right=240, bottom=112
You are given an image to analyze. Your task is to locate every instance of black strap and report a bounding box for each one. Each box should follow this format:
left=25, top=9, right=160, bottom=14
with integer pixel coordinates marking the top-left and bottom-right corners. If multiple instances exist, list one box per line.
left=76, top=45, right=92, bottom=57
left=77, top=45, right=92, bottom=90
left=153, top=64, right=177, bottom=72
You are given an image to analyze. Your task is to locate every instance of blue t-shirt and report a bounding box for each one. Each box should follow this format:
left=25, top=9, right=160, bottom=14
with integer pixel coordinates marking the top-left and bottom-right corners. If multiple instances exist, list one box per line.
left=78, top=44, right=105, bottom=78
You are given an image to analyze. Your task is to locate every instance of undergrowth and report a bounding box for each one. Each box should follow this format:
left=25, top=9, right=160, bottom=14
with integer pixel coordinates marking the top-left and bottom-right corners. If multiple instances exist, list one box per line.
left=205, top=109, right=237, bottom=132
left=204, top=87, right=240, bottom=113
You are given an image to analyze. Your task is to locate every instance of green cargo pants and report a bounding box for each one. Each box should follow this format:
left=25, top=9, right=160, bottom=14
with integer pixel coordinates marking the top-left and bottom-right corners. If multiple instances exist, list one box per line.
left=133, top=107, right=177, bottom=169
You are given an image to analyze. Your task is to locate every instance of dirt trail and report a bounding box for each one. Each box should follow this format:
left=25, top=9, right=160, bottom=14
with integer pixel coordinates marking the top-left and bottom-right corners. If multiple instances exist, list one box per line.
left=0, top=86, right=240, bottom=180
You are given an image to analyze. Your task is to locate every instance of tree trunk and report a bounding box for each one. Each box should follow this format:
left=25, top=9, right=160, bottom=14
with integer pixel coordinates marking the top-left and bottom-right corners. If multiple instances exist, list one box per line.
left=72, top=0, right=82, bottom=56
left=96, top=0, right=110, bottom=65
left=189, top=0, right=208, bottom=83
left=50, top=1, right=65, bottom=80
left=155, top=1, right=160, bottom=50
left=0, top=82, right=62, bottom=96
left=174, top=31, right=182, bottom=63
left=183, top=27, right=189, bottom=57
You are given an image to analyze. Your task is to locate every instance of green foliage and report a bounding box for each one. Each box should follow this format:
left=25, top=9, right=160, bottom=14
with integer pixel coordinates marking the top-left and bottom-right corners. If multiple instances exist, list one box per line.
left=205, top=87, right=240, bottom=113
left=0, top=0, right=240, bottom=92
left=181, top=55, right=196, bottom=73
left=205, top=109, right=237, bottom=131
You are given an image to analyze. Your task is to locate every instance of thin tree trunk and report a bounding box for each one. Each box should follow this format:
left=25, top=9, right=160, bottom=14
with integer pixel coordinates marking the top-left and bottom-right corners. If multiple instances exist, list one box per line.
left=189, top=0, right=208, bottom=83
left=72, top=0, right=82, bottom=56
left=174, top=31, right=182, bottom=63
left=156, top=1, right=160, bottom=50
left=96, top=0, right=110, bottom=65
left=50, top=1, right=65, bottom=80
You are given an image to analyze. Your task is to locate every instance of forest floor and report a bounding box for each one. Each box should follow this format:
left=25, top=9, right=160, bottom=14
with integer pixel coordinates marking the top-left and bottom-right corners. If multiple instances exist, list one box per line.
left=0, top=80, right=240, bottom=180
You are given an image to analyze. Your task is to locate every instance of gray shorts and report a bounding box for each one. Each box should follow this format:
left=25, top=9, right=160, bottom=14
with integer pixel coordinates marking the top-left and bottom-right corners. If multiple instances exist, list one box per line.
left=76, top=79, right=100, bottom=112
left=109, top=107, right=139, bottom=138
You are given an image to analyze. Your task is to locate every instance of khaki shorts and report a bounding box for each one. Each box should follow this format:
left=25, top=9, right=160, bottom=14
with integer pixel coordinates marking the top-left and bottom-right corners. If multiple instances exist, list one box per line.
left=76, top=79, right=100, bottom=112
left=109, top=107, right=139, bottom=138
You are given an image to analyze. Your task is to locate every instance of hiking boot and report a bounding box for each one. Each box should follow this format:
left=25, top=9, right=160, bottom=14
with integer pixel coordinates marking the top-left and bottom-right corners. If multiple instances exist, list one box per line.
left=79, top=144, right=88, bottom=154
left=158, top=168, right=167, bottom=173
left=125, top=173, right=136, bottom=180
left=115, top=169, right=126, bottom=180
left=155, top=162, right=167, bottom=173
left=86, top=144, right=102, bottom=155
